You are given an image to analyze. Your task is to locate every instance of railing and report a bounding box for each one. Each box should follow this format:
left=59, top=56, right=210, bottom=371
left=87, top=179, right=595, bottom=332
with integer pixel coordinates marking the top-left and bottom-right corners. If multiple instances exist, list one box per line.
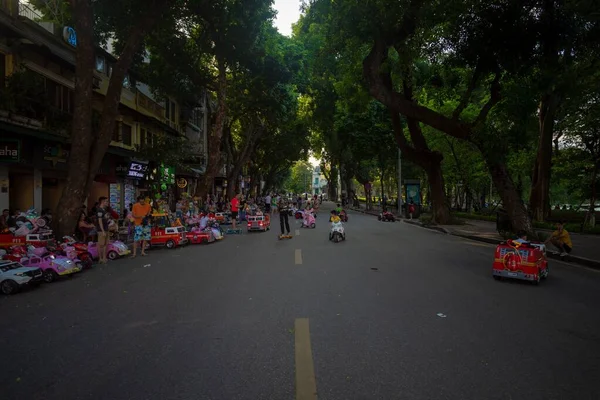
left=18, top=2, right=43, bottom=21
left=136, top=91, right=164, bottom=120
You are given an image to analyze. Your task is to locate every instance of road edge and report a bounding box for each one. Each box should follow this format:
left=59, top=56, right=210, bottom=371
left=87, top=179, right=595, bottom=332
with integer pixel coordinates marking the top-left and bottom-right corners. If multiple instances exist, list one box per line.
left=401, top=218, right=600, bottom=271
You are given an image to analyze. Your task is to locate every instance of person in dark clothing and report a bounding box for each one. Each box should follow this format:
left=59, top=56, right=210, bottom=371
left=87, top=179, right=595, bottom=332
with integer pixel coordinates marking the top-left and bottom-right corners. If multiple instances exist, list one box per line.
left=278, top=199, right=291, bottom=237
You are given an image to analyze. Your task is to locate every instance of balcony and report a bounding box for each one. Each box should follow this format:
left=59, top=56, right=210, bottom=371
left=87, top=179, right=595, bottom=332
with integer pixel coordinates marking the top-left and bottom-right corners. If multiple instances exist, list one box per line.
left=136, top=91, right=165, bottom=121
left=18, top=2, right=41, bottom=20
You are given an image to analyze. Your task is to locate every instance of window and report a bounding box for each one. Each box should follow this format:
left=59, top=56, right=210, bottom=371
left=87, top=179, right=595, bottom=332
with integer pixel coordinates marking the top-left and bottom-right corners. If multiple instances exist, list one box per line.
left=123, top=74, right=131, bottom=89
left=112, top=123, right=120, bottom=142
left=122, top=124, right=132, bottom=146
left=165, top=99, right=177, bottom=122
left=95, top=56, right=105, bottom=73
left=147, top=131, right=153, bottom=146
left=45, top=79, right=74, bottom=114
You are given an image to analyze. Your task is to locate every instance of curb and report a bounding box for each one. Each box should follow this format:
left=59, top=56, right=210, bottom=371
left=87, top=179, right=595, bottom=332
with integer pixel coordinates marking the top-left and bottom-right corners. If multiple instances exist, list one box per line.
left=403, top=220, right=600, bottom=271
left=349, top=208, right=403, bottom=219
left=402, top=219, right=449, bottom=234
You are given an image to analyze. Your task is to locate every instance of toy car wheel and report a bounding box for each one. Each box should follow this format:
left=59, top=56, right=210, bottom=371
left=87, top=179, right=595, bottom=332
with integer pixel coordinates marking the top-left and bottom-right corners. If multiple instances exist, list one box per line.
left=166, top=240, right=176, bottom=249
left=532, top=269, right=541, bottom=285
left=378, top=216, right=382, bottom=221
left=311, top=223, right=316, bottom=229
left=107, top=251, right=119, bottom=260
left=43, top=270, right=58, bottom=283
left=1, top=279, right=18, bottom=295
left=493, top=275, right=501, bottom=281
left=82, top=254, right=94, bottom=269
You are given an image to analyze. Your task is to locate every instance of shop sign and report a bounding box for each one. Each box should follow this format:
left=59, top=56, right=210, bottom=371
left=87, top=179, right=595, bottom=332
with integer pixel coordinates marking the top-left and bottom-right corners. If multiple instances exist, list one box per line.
left=127, top=161, right=149, bottom=179
left=63, top=26, right=77, bottom=47
left=159, top=165, right=175, bottom=185
left=0, top=139, right=20, bottom=162
left=44, top=144, right=69, bottom=166
left=176, top=178, right=188, bottom=189
left=115, top=163, right=130, bottom=176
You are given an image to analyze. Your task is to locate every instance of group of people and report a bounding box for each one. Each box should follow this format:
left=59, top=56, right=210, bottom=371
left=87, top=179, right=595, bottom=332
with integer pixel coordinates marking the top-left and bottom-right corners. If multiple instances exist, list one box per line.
left=514, top=221, right=573, bottom=257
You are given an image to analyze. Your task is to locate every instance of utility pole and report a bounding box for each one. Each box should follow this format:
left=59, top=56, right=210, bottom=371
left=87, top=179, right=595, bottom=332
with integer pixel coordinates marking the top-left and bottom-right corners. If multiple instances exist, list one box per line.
left=397, top=148, right=403, bottom=216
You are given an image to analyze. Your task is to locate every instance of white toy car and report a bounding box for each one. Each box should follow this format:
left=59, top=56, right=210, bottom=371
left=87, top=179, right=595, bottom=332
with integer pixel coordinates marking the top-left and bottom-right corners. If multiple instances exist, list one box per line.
left=0, top=260, right=44, bottom=295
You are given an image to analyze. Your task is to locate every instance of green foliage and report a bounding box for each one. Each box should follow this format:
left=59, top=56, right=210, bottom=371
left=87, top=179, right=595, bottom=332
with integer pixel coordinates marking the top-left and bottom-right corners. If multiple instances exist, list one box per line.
left=284, top=161, right=314, bottom=194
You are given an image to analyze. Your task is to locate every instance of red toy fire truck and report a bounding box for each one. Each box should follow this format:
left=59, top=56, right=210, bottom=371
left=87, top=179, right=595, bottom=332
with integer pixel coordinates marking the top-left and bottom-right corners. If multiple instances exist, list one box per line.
left=492, top=240, right=549, bottom=284
left=150, top=213, right=188, bottom=249
left=0, top=232, right=56, bottom=252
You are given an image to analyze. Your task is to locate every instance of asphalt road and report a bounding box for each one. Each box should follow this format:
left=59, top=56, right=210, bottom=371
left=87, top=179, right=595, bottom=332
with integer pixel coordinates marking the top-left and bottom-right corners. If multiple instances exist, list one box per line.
left=2, top=203, right=599, bottom=400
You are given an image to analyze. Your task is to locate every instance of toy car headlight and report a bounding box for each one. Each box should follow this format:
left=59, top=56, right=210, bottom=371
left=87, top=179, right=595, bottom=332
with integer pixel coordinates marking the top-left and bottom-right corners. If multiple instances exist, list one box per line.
left=15, top=272, right=26, bottom=277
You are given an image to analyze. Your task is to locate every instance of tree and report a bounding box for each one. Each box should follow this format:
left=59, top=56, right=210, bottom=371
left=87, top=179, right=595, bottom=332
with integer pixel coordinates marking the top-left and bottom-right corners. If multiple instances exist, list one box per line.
left=40, top=0, right=178, bottom=236
left=285, top=161, right=314, bottom=194
left=223, top=27, right=305, bottom=199
left=528, top=0, right=600, bottom=221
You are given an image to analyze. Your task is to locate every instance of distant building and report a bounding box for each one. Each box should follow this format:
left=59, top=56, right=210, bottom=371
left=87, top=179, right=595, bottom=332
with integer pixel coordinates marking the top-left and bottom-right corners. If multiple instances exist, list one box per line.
left=312, top=165, right=327, bottom=195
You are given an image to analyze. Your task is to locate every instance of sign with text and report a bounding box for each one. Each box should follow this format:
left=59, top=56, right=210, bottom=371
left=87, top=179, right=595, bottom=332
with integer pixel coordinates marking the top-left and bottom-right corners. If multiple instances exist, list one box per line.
left=0, top=139, right=20, bottom=162
left=44, top=144, right=69, bottom=166
left=127, top=161, right=149, bottom=179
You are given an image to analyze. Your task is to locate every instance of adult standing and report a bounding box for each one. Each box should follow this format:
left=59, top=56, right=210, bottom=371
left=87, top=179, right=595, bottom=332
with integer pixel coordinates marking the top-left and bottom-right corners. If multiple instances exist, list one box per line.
left=265, top=193, right=272, bottom=214
left=278, top=198, right=291, bottom=238
left=96, top=197, right=110, bottom=264
left=231, top=193, right=240, bottom=229
left=131, top=196, right=152, bottom=258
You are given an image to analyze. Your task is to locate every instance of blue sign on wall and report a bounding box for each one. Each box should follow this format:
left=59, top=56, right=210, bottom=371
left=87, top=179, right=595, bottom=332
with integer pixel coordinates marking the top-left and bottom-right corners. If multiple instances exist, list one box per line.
left=62, top=26, right=77, bottom=47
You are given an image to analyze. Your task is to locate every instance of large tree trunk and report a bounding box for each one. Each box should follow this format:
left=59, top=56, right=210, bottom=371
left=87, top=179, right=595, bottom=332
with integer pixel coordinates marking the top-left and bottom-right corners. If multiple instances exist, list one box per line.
left=389, top=112, right=450, bottom=224
left=198, top=57, right=228, bottom=198
left=425, top=157, right=451, bottom=224
left=55, top=0, right=95, bottom=237
left=489, top=160, right=534, bottom=235
left=55, top=0, right=167, bottom=237
left=530, top=92, right=559, bottom=221
left=226, top=124, right=263, bottom=200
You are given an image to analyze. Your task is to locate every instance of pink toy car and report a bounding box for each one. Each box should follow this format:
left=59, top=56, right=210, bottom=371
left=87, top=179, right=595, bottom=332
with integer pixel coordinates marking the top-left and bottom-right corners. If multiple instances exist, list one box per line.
left=19, top=254, right=82, bottom=283
left=87, top=240, right=131, bottom=260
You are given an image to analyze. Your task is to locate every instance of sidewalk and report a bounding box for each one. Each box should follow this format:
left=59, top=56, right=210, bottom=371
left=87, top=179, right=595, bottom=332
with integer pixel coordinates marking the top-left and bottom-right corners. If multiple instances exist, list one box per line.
left=404, top=218, right=600, bottom=270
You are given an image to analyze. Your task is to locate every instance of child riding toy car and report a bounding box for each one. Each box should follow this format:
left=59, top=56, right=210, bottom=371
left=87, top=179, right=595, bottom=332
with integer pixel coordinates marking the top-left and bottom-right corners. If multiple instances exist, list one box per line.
left=329, top=215, right=346, bottom=243
left=378, top=211, right=396, bottom=222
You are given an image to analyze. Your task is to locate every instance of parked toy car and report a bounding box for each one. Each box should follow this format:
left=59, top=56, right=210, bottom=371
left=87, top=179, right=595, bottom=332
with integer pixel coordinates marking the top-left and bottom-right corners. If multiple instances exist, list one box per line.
left=247, top=215, right=271, bottom=232
left=151, top=213, right=189, bottom=249
left=186, top=228, right=215, bottom=244
left=87, top=240, right=130, bottom=260
left=0, top=260, right=44, bottom=295
left=492, top=240, right=549, bottom=284
left=19, top=255, right=82, bottom=283
left=0, top=232, right=56, bottom=251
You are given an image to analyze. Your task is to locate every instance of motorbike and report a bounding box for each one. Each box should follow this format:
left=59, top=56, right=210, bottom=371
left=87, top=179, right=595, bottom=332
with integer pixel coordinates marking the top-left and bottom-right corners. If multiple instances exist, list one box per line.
left=60, top=236, right=94, bottom=268
left=329, top=219, right=346, bottom=243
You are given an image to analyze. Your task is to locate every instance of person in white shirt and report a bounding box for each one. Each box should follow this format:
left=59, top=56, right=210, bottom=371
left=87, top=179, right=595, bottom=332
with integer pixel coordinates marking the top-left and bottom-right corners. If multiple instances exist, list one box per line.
left=265, top=194, right=272, bottom=214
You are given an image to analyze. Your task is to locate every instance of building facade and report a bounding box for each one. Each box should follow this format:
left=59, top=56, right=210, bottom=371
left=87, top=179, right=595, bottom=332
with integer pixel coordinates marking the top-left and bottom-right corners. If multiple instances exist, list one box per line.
left=0, top=1, right=210, bottom=217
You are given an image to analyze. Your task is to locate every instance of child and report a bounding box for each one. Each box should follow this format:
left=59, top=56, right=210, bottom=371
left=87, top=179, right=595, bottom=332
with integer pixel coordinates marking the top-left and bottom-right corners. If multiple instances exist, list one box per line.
left=514, top=230, right=529, bottom=244
left=545, top=221, right=573, bottom=256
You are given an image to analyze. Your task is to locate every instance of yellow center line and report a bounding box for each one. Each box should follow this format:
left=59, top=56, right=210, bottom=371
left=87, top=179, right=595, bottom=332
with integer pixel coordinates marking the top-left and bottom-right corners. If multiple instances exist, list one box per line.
left=295, top=249, right=303, bottom=265
left=295, top=318, right=317, bottom=400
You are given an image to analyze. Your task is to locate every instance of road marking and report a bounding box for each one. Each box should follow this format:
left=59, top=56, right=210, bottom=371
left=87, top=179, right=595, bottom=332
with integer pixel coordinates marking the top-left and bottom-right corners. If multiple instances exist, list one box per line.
left=295, top=249, right=303, bottom=265
left=295, top=318, right=317, bottom=400
left=295, top=229, right=300, bottom=236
